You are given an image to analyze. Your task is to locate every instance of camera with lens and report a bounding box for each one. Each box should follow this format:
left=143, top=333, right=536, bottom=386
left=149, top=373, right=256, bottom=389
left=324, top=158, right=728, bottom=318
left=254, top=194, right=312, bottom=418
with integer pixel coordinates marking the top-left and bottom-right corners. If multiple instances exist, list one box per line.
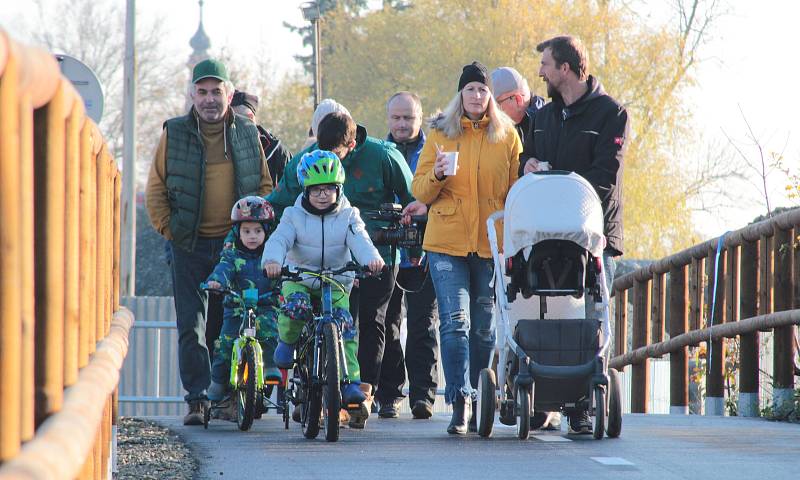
left=365, top=203, right=427, bottom=248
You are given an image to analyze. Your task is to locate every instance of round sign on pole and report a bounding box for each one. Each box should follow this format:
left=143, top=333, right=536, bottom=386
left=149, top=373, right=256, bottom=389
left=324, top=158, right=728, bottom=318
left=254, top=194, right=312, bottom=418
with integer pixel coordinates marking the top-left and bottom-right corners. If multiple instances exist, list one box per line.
left=56, top=54, right=105, bottom=124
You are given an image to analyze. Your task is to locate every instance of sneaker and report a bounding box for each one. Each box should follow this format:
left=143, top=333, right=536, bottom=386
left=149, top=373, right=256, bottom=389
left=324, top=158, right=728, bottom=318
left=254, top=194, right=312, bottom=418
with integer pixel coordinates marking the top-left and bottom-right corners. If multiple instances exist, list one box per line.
left=211, top=396, right=238, bottom=423
left=347, top=383, right=373, bottom=429
left=411, top=400, right=433, bottom=419
left=292, top=405, right=302, bottom=423
left=207, top=381, right=228, bottom=403
left=342, top=383, right=367, bottom=405
left=378, top=398, right=402, bottom=419
left=265, top=367, right=282, bottom=381
left=273, top=341, right=295, bottom=369
left=183, top=400, right=206, bottom=426
left=568, top=410, right=592, bottom=434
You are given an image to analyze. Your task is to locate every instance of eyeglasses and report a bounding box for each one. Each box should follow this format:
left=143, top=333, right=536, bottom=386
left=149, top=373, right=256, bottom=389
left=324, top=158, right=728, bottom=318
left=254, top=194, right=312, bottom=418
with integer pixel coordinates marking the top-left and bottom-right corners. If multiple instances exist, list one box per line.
left=309, top=185, right=337, bottom=197
left=497, top=95, right=516, bottom=105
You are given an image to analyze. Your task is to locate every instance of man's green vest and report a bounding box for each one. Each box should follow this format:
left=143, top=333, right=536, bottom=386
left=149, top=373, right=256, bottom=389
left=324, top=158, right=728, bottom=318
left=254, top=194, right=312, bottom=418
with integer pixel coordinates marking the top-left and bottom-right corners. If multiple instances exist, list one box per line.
left=164, top=111, right=263, bottom=252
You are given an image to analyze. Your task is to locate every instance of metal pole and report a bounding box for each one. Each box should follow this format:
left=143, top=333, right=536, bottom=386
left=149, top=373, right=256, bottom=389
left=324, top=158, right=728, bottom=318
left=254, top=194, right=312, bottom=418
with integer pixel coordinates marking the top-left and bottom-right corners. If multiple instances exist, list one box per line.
left=313, top=17, right=322, bottom=107
left=120, top=0, right=137, bottom=296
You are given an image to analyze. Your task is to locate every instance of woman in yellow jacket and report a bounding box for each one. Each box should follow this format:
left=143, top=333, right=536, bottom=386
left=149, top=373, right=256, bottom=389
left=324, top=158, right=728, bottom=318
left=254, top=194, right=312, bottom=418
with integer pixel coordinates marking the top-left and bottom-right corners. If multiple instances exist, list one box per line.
left=412, top=62, right=521, bottom=435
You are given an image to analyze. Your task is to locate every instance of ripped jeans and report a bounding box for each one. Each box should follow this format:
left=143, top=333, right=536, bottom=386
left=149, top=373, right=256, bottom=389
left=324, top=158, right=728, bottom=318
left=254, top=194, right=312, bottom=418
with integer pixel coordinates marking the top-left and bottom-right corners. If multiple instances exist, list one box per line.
left=427, top=252, right=496, bottom=404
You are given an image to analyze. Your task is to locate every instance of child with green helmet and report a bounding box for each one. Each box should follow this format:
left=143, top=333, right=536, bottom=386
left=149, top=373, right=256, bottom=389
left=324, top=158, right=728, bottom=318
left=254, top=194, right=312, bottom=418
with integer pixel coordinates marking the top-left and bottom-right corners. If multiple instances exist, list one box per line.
left=262, top=149, right=384, bottom=426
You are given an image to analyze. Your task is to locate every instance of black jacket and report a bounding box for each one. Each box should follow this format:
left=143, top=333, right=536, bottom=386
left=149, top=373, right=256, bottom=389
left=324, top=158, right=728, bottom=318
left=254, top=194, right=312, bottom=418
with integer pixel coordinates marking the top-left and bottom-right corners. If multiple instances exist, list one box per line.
left=520, top=76, right=627, bottom=255
left=516, top=94, right=546, bottom=145
left=257, top=124, right=291, bottom=187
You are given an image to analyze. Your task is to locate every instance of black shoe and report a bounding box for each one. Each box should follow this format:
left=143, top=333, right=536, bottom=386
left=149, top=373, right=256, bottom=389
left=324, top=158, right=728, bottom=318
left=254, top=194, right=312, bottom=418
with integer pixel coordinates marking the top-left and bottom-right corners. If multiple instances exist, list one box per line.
left=468, top=400, right=477, bottom=432
left=568, top=410, right=592, bottom=434
left=183, top=400, right=206, bottom=426
left=447, top=396, right=471, bottom=435
left=411, top=400, right=433, bottom=419
left=378, top=398, right=402, bottom=418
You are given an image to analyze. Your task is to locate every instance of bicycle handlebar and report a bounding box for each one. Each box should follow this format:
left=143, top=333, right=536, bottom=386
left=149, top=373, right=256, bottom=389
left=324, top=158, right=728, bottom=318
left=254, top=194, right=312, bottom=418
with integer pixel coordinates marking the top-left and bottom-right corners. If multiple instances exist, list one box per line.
left=279, top=261, right=380, bottom=282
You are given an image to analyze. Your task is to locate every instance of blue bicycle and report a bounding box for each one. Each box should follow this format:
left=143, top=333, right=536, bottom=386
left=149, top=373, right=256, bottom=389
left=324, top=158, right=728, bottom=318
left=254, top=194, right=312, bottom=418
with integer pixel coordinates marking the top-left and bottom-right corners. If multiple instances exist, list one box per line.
left=279, top=262, right=375, bottom=442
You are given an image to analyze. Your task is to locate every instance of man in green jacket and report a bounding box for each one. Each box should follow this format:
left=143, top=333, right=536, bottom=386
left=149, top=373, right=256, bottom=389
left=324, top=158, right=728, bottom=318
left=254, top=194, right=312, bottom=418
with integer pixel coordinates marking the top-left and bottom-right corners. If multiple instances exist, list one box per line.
left=146, top=59, right=272, bottom=425
left=267, top=111, right=418, bottom=428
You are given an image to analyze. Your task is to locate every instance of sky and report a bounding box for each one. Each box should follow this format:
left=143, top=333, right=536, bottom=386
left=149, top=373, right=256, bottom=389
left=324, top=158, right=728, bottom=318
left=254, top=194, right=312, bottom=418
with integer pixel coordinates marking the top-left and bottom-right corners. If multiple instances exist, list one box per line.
left=2, top=0, right=799, bottom=239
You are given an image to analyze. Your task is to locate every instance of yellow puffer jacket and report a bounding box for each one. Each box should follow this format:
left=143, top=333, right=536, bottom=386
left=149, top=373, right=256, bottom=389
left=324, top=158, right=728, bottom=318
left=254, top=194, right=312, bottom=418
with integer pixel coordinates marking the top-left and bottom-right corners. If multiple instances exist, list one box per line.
left=412, top=116, right=521, bottom=258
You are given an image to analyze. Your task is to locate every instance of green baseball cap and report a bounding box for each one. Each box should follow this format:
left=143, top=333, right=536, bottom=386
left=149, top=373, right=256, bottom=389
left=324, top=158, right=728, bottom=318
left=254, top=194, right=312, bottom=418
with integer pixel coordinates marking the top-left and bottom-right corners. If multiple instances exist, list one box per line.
left=191, top=59, right=229, bottom=83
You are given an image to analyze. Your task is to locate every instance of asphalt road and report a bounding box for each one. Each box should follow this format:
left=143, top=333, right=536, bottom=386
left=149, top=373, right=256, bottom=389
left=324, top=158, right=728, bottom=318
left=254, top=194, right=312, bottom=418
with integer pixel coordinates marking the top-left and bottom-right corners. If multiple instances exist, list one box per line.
left=156, top=412, right=800, bottom=479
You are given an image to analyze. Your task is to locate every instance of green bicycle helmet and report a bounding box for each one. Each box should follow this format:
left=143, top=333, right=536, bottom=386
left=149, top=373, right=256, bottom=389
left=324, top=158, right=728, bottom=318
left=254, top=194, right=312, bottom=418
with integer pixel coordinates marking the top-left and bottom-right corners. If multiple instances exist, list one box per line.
left=297, top=149, right=346, bottom=188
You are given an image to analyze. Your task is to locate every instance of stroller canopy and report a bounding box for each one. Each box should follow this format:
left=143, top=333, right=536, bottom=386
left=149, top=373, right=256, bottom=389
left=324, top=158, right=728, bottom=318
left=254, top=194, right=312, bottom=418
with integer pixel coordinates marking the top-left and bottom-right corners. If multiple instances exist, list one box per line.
left=503, top=172, right=605, bottom=258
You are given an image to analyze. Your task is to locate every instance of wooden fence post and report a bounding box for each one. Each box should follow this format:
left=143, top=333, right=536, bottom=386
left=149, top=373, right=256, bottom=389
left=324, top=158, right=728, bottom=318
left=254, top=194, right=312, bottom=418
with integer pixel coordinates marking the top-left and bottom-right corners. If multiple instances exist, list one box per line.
left=33, top=80, right=67, bottom=428
left=669, top=265, right=689, bottom=414
left=0, top=36, right=22, bottom=461
left=631, top=278, right=651, bottom=413
left=705, top=246, right=727, bottom=415
left=738, top=240, right=760, bottom=416
left=615, top=289, right=628, bottom=357
left=772, top=227, right=796, bottom=415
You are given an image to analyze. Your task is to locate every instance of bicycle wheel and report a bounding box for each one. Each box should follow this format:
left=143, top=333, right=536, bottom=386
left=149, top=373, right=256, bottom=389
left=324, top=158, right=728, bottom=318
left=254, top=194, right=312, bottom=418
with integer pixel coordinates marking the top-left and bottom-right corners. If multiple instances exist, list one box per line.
left=237, top=344, right=257, bottom=431
left=323, top=322, right=342, bottom=442
left=301, top=338, right=322, bottom=440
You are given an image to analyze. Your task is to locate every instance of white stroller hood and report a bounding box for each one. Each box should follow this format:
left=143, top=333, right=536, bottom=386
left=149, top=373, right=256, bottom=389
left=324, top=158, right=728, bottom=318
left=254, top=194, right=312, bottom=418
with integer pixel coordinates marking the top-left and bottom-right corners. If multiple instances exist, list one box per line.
left=503, top=172, right=605, bottom=259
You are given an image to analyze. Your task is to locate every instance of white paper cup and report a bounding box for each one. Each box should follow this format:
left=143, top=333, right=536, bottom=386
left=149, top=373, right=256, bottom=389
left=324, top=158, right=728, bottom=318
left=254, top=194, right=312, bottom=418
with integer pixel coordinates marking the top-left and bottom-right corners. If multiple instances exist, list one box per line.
left=443, top=152, right=459, bottom=176
left=537, top=161, right=551, bottom=172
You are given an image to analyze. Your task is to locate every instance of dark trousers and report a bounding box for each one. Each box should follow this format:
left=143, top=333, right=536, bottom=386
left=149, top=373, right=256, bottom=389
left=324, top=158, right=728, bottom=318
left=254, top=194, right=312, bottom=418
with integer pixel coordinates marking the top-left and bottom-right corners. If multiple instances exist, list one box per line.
left=385, top=265, right=439, bottom=405
left=350, top=264, right=399, bottom=398
left=167, top=237, right=225, bottom=402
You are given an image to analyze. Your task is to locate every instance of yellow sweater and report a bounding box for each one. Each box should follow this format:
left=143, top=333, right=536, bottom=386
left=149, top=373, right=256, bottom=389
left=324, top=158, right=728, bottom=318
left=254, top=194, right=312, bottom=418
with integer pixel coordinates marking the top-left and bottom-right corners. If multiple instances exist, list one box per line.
left=412, top=116, right=521, bottom=258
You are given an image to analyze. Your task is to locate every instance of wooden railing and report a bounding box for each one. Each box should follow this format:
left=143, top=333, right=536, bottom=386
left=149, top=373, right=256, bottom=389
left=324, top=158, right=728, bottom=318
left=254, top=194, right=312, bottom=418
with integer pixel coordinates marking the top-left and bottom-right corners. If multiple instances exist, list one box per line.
left=0, top=30, right=134, bottom=479
left=610, top=208, right=799, bottom=416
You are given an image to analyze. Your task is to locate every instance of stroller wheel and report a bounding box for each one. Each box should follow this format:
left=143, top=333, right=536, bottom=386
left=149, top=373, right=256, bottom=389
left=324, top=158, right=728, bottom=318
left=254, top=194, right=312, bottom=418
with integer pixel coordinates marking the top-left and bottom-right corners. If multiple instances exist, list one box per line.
left=606, top=368, right=622, bottom=438
left=593, top=386, right=605, bottom=440
left=516, top=385, right=531, bottom=440
left=476, top=368, right=496, bottom=438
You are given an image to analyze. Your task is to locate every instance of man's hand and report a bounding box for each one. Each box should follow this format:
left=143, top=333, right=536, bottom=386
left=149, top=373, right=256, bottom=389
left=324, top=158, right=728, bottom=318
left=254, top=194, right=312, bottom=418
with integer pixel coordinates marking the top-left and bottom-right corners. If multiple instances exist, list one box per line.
left=401, top=201, right=427, bottom=225
left=206, top=280, right=222, bottom=290
left=264, top=262, right=282, bottom=278
left=408, top=257, right=422, bottom=267
left=368, top=258, right=385, bottom=274
left=523, top=157, right=541, bottom=175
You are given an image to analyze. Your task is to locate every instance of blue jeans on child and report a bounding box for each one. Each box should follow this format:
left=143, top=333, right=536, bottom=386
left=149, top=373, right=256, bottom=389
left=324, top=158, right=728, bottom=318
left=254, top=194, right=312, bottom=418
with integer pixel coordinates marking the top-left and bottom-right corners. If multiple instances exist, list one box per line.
left=427, top=252, right=496, bottom=404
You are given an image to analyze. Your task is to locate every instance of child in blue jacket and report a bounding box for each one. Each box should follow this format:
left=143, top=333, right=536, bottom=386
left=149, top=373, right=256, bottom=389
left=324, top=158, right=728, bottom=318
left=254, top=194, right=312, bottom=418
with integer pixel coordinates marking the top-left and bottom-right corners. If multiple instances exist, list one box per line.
left=206, top=196, right=280, bottom=406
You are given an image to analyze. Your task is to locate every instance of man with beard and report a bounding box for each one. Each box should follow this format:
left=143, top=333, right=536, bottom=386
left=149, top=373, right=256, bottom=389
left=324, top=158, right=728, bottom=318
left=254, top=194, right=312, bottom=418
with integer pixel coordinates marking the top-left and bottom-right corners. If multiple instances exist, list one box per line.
left=146, top=59, right=273, bottom=425
left=520, top=35, right=628, bottom=434
left=377, top=92, right=439, bottom=420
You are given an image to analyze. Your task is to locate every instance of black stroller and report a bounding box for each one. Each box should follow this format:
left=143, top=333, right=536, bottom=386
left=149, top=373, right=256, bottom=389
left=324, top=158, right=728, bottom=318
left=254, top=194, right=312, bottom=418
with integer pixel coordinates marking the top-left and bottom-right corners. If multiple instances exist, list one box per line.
left=479, top=171, right=622, bottom=440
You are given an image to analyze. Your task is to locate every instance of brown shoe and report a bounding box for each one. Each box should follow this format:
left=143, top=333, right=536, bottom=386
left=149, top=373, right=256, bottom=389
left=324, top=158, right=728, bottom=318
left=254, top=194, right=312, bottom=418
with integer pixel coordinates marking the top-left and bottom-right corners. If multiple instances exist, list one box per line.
left=339, top=408, right=351, bottom=428
left=348, top=383, right=372, bottom=429
left=183, top=400, right=206, bottom=426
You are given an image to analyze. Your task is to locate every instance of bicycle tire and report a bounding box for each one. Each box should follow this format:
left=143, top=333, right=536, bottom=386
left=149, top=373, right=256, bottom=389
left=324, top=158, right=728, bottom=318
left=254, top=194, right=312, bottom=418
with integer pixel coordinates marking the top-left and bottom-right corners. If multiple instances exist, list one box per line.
left=237, top=344, right=257, bottom=431
left=302, top=337, right=322, bottom=439
left=323, top=322, right=342, bottom=442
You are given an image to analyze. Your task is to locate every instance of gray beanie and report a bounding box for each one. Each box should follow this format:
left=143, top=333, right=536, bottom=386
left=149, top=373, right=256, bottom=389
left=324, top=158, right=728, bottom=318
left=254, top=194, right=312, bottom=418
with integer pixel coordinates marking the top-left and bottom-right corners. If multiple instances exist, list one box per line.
left=490, top=67, right=529, bottom=99
left=311, top=99, right=351, bottom=137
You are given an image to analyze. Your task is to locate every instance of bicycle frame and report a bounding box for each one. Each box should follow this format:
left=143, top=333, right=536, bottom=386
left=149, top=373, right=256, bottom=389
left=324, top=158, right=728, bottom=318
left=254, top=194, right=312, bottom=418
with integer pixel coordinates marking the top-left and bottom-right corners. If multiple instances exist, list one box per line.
left=228, top=288, right=265, bottom=391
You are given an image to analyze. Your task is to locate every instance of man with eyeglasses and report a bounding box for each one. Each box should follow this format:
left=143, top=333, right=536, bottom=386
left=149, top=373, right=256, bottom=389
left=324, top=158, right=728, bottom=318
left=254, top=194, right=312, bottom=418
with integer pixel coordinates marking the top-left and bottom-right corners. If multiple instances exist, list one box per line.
left=490, top=67, right=545, bottom=154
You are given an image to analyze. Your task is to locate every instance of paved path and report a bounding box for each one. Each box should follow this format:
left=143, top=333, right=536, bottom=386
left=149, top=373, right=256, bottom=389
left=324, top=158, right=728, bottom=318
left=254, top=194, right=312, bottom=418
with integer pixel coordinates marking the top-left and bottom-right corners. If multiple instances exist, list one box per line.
left=154, top=413, right=800, bottom=479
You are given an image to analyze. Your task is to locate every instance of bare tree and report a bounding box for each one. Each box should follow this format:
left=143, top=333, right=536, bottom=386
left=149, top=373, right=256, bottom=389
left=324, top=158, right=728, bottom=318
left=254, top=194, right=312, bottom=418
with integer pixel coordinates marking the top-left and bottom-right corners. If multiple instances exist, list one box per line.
left=722, top=105, right=791, bottom=218
left=26, top=0, right=185, bottom=187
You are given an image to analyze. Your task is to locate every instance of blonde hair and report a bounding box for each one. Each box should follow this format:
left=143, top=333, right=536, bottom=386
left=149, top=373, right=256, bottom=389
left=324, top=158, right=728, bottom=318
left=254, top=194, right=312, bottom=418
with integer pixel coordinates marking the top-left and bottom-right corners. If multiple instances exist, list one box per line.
left=428, top=90, right=515, bottom=144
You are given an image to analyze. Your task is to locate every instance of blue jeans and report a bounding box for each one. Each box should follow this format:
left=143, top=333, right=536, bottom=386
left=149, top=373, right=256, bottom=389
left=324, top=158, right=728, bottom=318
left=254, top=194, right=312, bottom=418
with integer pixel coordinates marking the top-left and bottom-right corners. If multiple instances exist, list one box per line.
left=427, top=252, right=496, bottom=404
left=168, top=237, right=225, bottom=402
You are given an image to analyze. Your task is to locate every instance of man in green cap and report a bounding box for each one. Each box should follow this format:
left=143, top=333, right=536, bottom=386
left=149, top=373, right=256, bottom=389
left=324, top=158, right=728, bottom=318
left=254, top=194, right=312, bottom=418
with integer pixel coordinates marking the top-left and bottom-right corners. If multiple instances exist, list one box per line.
left=146, top=58, right=273, bottom=425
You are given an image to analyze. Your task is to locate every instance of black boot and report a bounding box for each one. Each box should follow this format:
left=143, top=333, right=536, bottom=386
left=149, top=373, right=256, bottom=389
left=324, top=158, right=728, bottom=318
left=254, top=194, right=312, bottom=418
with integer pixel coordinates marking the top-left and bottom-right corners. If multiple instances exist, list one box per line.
left=447, top=396, right=471, bottom=435
left=468, top=399, right=477, bottom=432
